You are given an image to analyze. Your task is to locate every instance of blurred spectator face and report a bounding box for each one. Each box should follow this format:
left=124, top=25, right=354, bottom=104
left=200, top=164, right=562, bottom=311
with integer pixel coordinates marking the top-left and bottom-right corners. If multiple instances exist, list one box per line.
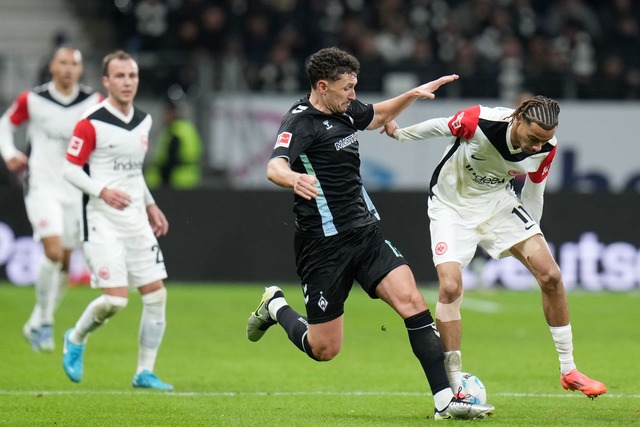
left=201, top=5, right=226, bottom=32
left=178, top=20, right=199, bottom=48
left=602, top=55, right=624, bottom=78
left=502, top=37, right=522, bottom=59
left=246, top=15, right=269, bottom=39
left=412, top=38, right=433, bottom=62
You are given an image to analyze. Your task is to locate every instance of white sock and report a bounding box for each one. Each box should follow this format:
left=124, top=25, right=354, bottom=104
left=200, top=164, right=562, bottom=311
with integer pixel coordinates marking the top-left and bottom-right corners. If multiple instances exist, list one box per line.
left=54, top=270, right=69, bottom=310
left=71, top=294, right=128, bottom=344
left=137, top=288, right=167, bottom=374
left=25, top=305, right=41, bottom=330
left=434, top=388, right=455, bottom=412
left=549, top=324, right=576, bottom=375
left=444, top=350, right=463, bottom=393
left=36, top=258, right=62, bottom=325
left=268, top=297, right=287, bottom=321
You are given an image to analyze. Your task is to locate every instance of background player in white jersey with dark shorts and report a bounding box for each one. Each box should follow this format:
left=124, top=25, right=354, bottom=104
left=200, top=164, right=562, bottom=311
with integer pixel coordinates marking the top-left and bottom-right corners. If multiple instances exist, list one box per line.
left=246, top=47, right=495, bottom=421
left=61, top=50, right=172, bottom=390
left=0, top=46, right=102, bottom=352
left=383, top=96, right=606, bottom=399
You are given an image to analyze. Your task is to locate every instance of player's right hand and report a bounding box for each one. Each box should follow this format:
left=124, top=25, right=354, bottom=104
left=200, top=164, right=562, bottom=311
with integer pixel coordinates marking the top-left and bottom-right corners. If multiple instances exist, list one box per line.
left=100, top=188, right=132, bottom=210
left=293, top=173, right=319, bottom=200
left=5, top=153, right=28, bottom=172
left=380, top=121, right=399, bottom=137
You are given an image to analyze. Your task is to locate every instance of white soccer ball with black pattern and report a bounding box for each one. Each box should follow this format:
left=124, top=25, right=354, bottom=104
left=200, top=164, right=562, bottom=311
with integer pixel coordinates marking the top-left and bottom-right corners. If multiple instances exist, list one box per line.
left=460, top=372, right=487, bottom=404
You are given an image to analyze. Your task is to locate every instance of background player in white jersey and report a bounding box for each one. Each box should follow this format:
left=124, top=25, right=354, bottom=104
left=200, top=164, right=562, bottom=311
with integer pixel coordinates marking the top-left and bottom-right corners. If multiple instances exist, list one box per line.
left=61, top=50, right=172, bottom=390
left=0, top=46, right=102, bottom=352
left=383, top=96, right=606, bottom=399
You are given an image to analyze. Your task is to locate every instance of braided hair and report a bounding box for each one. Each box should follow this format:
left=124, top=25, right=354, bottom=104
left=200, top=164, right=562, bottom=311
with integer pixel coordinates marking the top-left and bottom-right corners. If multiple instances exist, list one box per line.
left=509, top=95, right=560, bottom=131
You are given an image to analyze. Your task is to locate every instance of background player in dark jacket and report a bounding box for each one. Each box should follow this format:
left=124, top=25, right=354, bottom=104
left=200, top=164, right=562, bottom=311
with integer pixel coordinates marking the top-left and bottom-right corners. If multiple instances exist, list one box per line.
left=247, top=46, right=494, bottom=421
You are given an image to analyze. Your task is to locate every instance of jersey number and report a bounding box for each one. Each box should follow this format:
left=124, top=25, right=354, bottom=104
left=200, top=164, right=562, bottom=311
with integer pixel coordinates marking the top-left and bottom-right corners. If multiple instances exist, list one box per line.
left=151, top=244, right=164, bottom=264
left=385, top=240, right=403, bottom=258
left=511, top=205, right=535, bottom=230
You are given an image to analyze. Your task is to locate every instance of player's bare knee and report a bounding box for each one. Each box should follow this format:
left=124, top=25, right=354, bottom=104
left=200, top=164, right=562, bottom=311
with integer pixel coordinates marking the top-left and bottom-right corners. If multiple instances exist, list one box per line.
left=437, top=276, right=462, bottom=301
left=438, top=279, right=462, bottom=303
left=538, top=266, right=563, bottom=293
left=44, top=248, right=64, bottom=264
left=312, top=344, right=341, bottom=361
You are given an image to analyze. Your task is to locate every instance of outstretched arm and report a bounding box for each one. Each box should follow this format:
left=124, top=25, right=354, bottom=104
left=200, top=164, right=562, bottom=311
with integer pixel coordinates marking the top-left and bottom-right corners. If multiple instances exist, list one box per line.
left=367, top=74, right=458, bottom=130
left=382, top=117, right=452, bottom=142
left=267, top=157, right=319, bottom=200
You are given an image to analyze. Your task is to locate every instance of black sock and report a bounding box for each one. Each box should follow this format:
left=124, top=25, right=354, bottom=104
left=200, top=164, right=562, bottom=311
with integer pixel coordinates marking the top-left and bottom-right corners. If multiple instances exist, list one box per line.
left=276, top=306, right=319, bottom=361
left=404, top=309, right=450, bottom=396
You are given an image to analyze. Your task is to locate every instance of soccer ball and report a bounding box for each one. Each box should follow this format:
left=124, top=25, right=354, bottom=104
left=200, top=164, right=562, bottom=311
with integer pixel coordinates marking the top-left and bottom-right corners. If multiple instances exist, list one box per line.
left=460, top=372, right=487, bottom=404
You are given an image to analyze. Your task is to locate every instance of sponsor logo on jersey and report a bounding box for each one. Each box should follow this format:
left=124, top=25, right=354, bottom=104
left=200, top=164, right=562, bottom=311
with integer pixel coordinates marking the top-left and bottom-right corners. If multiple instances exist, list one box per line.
left=508, top=169, right=524, bottom=176
left=323, top=120, right=333, bottom=130
left=45, top=130, right=71, bottom=144
left=113, top=158, right=144, bottom=171
left=435, top=242, right=448, bottom=256
left=335, top=132, right=357, bottom=151
left=470, top=154, right=485, bottom=161
left=465, top=164, right=506, bottom=187
left=292, top=106, right=308, bottom=114
left=275, top=132, right=292, bottom=148
left=67, top=136, right=84, bottom=156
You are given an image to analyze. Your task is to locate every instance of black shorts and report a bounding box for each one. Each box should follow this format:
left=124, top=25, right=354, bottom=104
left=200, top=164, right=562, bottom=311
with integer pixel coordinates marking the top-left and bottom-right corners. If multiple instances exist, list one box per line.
left=294, top=224, right=408, bottom=324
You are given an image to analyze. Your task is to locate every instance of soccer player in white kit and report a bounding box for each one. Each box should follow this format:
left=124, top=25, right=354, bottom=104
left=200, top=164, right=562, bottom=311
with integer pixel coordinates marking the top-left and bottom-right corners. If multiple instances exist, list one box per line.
left=0, top=47, right=102, bottom=352
left=61, top=50, right=172, bottom=390
left=383, top=96, right=606, bottom=399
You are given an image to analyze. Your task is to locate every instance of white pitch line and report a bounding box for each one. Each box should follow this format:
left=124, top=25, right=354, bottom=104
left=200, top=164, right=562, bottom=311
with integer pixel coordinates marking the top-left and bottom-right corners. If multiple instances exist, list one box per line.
left=0, top=390, right=636, bottom=398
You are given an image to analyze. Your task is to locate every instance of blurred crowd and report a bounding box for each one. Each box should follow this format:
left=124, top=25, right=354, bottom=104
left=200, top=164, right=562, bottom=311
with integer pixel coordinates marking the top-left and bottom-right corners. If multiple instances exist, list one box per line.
left=106, top=0, right=640, bottom=100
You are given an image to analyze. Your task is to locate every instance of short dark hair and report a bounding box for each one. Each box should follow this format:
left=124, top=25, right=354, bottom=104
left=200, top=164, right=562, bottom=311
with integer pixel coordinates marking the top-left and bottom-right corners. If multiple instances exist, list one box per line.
left=509, top=95, right=560, bottom=130
left=51, top=45, right=82, bottom=62
left=101, top=50, right=133, bottom=77
left=305, top=47, right=360, bottom=89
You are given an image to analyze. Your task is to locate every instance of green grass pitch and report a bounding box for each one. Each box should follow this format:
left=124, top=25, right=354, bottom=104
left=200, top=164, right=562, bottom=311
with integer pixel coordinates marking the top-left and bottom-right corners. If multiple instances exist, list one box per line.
left=0, top=282, right=638, bottom=426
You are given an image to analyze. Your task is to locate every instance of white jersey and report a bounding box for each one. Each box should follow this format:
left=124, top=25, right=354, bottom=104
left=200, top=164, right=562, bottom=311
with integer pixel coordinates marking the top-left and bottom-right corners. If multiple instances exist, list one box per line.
left=394, top=105, right=556, bottom=223
left=0, top=82, right=102, bottom=203
left=65, top=100, right=153, bottom=237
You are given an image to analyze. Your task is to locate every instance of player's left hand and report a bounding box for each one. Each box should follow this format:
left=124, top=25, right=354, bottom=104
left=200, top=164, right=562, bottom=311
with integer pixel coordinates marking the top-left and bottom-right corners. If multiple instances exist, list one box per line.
left=147, top=204, right=169, bottom=237
left=414, top=74, right=459, bottom=99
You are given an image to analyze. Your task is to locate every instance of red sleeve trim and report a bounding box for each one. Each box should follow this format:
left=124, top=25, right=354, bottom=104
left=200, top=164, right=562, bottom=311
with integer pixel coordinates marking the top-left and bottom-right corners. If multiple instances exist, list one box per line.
left=66, top=119, right=96, bottom=166
left=8, top=91, right=30, bottom=126
left=448, top=105, right=480, bottom=140
left=528, top=145, right=556, bottom=183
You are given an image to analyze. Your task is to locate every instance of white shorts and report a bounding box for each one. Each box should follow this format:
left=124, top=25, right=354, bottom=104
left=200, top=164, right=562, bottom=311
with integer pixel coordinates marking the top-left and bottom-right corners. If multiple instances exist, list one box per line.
left=82, top=225, right=167, bottom=289
left=428, top=191, right=542, bottom=268
left=24, top=191, right=81, bottom=248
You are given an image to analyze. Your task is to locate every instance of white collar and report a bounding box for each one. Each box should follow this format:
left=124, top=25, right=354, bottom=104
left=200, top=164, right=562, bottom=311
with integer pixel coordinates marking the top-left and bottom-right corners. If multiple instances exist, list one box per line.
left=47, top=81, right=79, bottom=105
